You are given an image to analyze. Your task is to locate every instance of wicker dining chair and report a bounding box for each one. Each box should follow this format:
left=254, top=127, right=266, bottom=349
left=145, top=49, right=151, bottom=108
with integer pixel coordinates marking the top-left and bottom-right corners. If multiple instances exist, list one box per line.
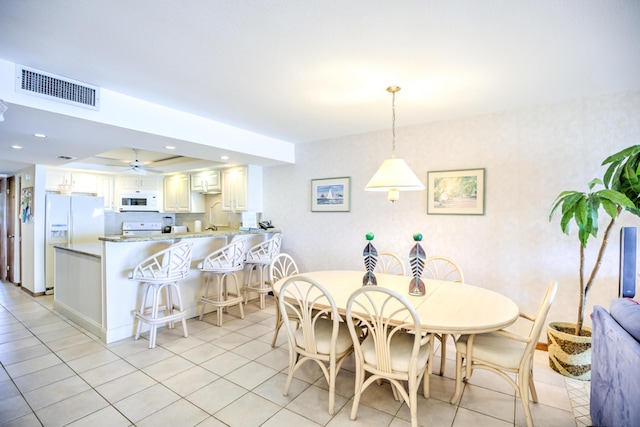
left=278, top=275, right=356, bottom=415
left=346, top=286, right=433, bottom=427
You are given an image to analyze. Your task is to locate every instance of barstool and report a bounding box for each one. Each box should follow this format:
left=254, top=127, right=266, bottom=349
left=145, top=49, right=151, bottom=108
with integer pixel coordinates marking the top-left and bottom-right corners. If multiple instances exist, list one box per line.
left=197, top=238, right=247, bottom=326
left=244, top=233, right=282, bottom=309
left=128, top=241, right=193, bottom=349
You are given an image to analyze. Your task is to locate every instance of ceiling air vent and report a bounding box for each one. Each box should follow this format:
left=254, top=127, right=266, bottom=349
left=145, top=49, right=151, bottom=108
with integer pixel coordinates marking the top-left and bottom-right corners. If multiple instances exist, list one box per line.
left=15, top=65, right=99, bottom=110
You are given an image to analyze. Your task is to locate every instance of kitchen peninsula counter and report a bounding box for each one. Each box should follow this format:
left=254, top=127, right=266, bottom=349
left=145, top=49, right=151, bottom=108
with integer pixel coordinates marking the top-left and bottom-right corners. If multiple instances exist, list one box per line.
left=53, top=243, right=103, bottom=338
left=99, top=228, right=277, bottom=242
left=54, top=229, right=280, bottom=344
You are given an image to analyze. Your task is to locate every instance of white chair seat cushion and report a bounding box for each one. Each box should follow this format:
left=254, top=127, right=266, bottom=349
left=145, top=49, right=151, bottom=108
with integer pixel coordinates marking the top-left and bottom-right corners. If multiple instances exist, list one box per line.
left=361, top=332, right=430, bottom=372
left=456, top=332, right=526, bottom=369
left=294, top=317, right=355, bottom=354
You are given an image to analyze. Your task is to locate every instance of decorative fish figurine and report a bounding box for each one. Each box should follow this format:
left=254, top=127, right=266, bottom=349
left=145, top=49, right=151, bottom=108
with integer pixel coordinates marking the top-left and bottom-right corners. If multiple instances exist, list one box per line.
left=362, top=232, right=378, bottom=286
left=409, top=233, right=426, bottom=296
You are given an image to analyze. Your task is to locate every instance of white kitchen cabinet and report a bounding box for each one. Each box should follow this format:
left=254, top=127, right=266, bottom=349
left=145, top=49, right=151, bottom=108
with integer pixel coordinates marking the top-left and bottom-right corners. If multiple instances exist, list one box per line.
left=163, top=174, right=205, bottom=213
left=96, top=175, right=115, bottom=210
left=118, top=176, right=162, bottom=192
left=191, top=170, right=221, bottom=193
left=45, top=168, right=97, bottom=194
left=221, top=165, right=263, bottom=212
left=72, top=172, right=98, bottom=194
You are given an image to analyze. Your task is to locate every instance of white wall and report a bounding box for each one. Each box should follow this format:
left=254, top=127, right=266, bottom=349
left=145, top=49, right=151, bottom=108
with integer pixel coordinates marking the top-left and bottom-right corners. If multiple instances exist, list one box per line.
left=17, top=164, right=47, bottom=294
left=263, top=91, right=640, bottom=334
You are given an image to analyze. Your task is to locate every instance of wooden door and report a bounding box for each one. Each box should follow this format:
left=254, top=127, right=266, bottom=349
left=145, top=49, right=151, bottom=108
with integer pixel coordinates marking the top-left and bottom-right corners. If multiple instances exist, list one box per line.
left=0, top=177, right=5, bottom=281
left=6, top=176, right=19, bottom=284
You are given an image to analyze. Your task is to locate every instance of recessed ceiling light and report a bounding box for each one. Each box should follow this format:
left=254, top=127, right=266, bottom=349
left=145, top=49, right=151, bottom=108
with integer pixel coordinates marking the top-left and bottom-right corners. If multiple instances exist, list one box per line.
left=220, top=155, right=229, bottom=160
left=34, top=133, right=47, bottom=138
left=11, top=145, right=22, bottom=149
left=165, top=145, right=176, bottom=150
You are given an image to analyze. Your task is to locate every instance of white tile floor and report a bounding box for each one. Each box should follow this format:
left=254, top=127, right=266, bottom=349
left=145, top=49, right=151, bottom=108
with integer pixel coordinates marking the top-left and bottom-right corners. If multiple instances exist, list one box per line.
left=0, top=280, right=591, bottom=427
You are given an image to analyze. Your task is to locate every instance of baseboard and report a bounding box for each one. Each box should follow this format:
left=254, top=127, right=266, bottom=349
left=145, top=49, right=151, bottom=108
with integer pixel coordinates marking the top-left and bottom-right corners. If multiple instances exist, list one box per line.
left=536, top=342, right=548, bottom=351
left=20, top=287, right=45, bottom=297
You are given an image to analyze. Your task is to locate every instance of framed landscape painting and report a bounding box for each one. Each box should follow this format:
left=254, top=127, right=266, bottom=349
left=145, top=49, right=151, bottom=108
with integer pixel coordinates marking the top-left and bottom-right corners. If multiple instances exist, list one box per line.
left=427, top=168, right=485, bottom=215
left=311, top=177, right=350, bottom=212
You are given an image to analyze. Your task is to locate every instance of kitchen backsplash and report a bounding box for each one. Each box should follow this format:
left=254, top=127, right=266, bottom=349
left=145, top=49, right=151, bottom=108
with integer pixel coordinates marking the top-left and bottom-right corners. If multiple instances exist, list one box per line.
left=104, top=211, right=176, bottom=235
left=103, top=194, right=247, bottom=235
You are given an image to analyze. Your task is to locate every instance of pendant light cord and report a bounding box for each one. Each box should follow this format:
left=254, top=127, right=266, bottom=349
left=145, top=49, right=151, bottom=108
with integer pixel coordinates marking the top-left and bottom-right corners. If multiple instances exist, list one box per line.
left=391, top=90, right=396, bottom=159
left=387, top=85, right=400, bottom=159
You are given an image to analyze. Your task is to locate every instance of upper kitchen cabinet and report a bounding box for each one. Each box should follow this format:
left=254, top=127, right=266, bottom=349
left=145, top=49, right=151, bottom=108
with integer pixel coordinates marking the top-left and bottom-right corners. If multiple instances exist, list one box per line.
left=221, top=165, right=263, bottom=212
left=46, top=168, right=97, bottom=194
left=163, top=174, right=205, bottom=213
left=118, top=175, right=162, bottom=192
left=96, top=175, right=115, bottom=211
left=191, top=170, right=221, bottom=193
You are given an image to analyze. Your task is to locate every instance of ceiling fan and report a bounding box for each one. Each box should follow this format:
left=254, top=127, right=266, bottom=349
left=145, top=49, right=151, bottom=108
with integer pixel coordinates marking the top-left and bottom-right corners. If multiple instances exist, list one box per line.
left=115, top=148, right=163, bottom=175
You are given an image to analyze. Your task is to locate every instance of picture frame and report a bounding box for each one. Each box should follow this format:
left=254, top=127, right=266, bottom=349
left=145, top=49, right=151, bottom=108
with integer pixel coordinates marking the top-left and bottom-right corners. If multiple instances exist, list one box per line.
left=311, top=177, right=351, bottom=212
left=427, top=168, right=485, bottom=215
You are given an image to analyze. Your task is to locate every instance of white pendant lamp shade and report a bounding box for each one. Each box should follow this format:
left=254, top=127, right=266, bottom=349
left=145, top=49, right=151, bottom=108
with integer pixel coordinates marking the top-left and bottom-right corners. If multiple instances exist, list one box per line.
left=365, top=86, right=424, bottom=202
left=365, top=158, right=424, bottom=191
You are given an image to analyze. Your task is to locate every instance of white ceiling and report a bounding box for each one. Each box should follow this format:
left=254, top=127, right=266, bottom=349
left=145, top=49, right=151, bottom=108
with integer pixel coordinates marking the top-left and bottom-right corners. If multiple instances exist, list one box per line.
left=0, top=0, right=639, bottom=176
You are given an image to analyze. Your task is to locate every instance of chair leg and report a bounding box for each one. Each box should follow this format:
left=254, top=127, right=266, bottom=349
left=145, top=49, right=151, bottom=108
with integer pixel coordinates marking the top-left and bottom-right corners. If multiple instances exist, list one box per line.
left=244, top=264, right=270, bottom=309
left=199, top=273, right=212, bottom=320
left=350, top=363, right=364, bottom=420
left=149, top=283, right=161, bottom=349
left=519, top=368, right=534, bottom=427
left=216, top=274, right=224, bottom=326
left=257, top=266, right=266, bottom=310
left=171, top=283, right=188, bottom=338
left=243, top=265, right=253, bottom=305
left=231, top=273, right=245, bottom=320
left=328, top=359, right=336, bottom=415
left=408, top=376, right=419, bottom=427
left=528, top=368, right=538, bottom=402
left=283, top=351, right=297, bottom=396
left=165, top=283, right=174, bottom=329
left=135, top=282, right=151, bottom=340
left=271, top=298, right=283, bottom=348
left=450, top=351, right=464, bottom=404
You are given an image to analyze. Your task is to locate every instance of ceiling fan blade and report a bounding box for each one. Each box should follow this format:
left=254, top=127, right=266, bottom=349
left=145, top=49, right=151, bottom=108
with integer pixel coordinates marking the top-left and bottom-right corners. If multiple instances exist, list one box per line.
left=143, top=167, right=164, bottom=174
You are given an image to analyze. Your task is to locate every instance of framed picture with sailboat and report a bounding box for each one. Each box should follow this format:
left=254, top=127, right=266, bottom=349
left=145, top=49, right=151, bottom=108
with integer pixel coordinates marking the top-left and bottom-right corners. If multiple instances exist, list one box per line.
left=311, top=177, right=351, bottom=212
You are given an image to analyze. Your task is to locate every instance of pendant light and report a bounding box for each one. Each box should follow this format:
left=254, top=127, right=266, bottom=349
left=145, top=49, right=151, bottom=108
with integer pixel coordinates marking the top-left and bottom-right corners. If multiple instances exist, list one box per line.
left=365, top=86, right=424, bottom=202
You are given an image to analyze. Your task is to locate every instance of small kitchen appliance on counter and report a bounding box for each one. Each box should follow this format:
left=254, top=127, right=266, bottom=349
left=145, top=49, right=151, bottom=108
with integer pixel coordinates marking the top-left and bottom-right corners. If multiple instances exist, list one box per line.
left=162, top=216, right=174, bottom=233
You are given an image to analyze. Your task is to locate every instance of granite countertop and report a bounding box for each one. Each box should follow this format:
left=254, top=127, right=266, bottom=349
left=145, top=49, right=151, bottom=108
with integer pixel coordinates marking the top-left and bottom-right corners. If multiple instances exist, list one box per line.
left=99, top=228, right=279, bottom=243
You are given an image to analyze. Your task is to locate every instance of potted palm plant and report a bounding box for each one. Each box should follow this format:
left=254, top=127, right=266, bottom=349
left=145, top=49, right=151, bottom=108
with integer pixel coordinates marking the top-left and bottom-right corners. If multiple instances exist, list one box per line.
left=548, top=145, right=640, bottom=380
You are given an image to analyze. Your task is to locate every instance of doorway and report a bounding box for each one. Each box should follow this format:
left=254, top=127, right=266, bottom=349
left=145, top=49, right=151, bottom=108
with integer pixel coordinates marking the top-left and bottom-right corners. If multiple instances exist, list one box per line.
left=1, top=176, right=21, bottom=285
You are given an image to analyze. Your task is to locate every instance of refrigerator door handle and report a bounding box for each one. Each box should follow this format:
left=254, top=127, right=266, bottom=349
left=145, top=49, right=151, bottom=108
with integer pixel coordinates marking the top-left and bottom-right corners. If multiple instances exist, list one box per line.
left=67, top=210, right=72, bottom=244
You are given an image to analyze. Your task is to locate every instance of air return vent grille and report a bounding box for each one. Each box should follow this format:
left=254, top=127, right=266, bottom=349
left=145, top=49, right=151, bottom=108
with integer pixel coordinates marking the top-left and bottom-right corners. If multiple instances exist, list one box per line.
left=16, top=65, right=100, bottom=110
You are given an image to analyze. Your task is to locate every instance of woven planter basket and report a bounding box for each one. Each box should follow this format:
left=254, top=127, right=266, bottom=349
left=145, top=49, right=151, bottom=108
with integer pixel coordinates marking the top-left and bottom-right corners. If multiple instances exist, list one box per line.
left=547, top=322, right=592, bottom=381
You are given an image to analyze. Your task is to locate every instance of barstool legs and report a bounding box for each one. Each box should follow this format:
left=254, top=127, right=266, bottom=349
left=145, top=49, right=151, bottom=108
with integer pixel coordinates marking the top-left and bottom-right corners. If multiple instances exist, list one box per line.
left=244, top=263, right=270, bottom=310
left=134, top=281, right=188, bottom=349
left=199, top=271, right=245, bottom=326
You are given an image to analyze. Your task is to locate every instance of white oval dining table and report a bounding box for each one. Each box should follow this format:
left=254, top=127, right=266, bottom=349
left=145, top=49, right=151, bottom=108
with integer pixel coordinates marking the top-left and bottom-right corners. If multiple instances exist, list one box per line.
left=273, top=270, right=520, bottom=403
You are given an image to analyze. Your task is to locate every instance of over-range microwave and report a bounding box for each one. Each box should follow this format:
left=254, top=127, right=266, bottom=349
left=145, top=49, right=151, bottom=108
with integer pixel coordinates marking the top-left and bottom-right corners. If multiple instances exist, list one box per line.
left=118, top=190, right=160, bottom=212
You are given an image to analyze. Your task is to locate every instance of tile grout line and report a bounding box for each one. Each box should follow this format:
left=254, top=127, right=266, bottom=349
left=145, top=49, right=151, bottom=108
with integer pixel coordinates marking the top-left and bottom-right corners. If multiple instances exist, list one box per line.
left=0, top=292, right=140, bottom=426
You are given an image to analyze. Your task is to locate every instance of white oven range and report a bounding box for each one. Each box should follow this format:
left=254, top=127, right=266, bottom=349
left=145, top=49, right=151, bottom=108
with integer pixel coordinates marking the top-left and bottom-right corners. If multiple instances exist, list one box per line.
left=122, top=221, right=163, bottom=236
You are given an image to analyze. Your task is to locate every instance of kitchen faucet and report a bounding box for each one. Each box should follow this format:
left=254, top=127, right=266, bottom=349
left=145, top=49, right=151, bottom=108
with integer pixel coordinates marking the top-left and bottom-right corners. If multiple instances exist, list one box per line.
left=205, top=224, right=217, bottom=231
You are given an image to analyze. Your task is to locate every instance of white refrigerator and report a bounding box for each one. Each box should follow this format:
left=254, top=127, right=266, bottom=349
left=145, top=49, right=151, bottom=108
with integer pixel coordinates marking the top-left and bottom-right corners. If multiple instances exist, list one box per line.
left=45, top=194, right=105, bottom=294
